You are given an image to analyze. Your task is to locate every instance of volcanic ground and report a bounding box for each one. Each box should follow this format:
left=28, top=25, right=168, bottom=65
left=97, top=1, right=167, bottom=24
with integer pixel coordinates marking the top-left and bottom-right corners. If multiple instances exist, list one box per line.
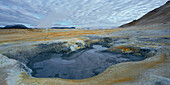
left=0, top=1, right=170, bottom=85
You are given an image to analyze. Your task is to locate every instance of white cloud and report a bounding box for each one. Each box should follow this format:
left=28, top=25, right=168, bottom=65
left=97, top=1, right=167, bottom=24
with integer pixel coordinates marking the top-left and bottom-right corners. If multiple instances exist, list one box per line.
left=0, top=0, right=169, bottom=28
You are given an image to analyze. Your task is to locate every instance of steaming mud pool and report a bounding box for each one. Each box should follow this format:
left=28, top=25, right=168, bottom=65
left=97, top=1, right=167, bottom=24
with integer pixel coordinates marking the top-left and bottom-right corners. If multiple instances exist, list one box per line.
left=27, top=45, right=146, bottom=79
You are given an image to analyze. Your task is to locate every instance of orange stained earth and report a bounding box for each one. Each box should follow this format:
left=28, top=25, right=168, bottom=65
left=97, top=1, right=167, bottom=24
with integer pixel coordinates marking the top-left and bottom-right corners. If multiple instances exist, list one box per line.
left=0, top=28, right=122, bottom=43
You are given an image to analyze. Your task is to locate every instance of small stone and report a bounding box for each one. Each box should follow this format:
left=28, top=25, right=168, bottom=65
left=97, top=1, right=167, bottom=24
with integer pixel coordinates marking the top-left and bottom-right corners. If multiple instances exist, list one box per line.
left=103, top=37, right=112, bottom=43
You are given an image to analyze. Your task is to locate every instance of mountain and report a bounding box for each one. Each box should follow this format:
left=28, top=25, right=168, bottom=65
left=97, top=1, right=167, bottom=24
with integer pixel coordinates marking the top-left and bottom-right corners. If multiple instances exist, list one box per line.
left=120, top=1, right=170, bottom=28
left=1, top=24, right=76, bottom=29
left=51, top=27, right=76, bottom=29
left=2, top=24, right=29, bottom=29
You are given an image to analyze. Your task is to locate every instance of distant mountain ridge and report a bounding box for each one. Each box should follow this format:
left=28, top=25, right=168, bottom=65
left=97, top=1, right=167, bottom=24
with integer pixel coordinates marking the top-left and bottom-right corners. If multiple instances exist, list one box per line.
left=1, top=24, right=76, bottom=29
left=2, top=24, right=29, bottom=29
left=51, top=27, right=75, bottom=29
left=120, top=1, right=170, bottom=28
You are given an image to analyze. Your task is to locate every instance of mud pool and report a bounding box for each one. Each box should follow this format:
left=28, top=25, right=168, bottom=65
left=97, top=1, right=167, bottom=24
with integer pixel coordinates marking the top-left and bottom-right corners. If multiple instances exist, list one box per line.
left=27, top=45, right=147, bottom=79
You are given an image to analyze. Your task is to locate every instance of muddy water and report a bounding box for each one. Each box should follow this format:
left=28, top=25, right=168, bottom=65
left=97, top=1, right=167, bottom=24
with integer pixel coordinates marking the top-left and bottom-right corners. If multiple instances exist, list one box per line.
left=27, top=45, right=146, bottom=79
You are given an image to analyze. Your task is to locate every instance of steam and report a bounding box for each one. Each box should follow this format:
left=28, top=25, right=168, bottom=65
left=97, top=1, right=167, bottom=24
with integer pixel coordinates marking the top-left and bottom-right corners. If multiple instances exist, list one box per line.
left=36, top=11, right=57, bottom=28
left=36, top=8, right=68, bottom=28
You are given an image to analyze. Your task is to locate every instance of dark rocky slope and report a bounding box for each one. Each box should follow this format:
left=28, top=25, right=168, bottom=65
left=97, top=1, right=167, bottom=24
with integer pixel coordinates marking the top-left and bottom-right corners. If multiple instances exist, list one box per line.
left=120, top=1, right=170, bottom=28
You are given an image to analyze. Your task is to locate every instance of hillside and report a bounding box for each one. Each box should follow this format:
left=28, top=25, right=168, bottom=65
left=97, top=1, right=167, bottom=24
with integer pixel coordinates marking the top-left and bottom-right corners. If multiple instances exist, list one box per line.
left=120, top=1, right=170, bottom=28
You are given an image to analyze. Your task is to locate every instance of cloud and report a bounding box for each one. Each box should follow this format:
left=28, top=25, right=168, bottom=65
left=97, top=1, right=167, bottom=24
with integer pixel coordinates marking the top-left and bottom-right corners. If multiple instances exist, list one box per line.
left=0, top=0, right=169, bottom=28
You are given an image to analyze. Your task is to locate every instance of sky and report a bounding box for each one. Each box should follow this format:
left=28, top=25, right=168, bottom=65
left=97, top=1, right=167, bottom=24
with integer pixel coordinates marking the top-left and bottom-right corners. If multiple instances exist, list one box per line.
left=0, top=0, right=169, bottom=29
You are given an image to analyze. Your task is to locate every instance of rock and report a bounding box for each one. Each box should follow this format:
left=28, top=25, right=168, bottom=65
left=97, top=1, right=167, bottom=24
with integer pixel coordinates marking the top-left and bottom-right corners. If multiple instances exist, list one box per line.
left=62, top=47, right=70, bottom=53
left=69, top=45, right=76, bottom=51
left=139, top=49, right=151, bottom=56
left=0, top=54, right=29, bottom=85
left=102, top=37, right=113, bottom=43
left=75, top=42, right=83, bottom=47
left=107, top=45, right=157, bottom=57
